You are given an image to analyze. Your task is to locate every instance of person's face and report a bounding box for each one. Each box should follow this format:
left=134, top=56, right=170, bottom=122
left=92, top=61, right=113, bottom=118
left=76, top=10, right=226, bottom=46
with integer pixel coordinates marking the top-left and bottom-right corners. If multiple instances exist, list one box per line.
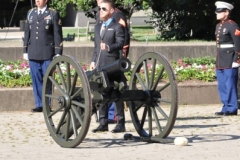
left=215, top=10, right=229, bottom=21
left=99, top=2, right=114, bottom=21
left=96, top=0, right=103, bottom=6
left=35, top=0, right=48, bottom=9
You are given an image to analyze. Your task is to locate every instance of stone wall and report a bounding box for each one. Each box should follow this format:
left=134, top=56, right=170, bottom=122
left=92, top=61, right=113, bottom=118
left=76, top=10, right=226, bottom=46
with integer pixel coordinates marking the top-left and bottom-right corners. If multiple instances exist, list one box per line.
left=0, top=43, right=216, bottom=63
left=0, top=82, right=220, bottom=111
left=0, top=43, right=221, bottom=111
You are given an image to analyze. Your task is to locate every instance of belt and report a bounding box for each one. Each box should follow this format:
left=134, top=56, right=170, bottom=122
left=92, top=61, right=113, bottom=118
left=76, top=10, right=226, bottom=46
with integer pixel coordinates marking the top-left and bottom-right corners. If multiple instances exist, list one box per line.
left=216, top=44, right=235, bottom=48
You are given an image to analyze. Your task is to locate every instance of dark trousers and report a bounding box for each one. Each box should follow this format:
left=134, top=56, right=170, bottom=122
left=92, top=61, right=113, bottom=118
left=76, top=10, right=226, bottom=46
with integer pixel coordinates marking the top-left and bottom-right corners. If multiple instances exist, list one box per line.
left=99, top=100, right=125, bottom=126
left=29, top=60, right=51, bottom=108
left=216, top=68, right=238, bottom=113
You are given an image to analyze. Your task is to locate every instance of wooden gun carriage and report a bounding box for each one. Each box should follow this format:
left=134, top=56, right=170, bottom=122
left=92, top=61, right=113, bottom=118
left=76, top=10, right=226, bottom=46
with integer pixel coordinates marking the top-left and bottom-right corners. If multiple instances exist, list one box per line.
left=42, top=52, right=178, bottom=148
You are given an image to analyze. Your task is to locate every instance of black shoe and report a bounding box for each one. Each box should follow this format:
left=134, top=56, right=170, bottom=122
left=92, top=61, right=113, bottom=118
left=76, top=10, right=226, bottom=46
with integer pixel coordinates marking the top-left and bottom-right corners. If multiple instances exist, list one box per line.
left=223, top=111, right=237, bottom=116
left=31, top=107, right=42, bottom=112
left=111, top=125, right=126, bottom=133
left=92, top=125, right=108, bottom=133
left=215, top=112, right=224, bottom=116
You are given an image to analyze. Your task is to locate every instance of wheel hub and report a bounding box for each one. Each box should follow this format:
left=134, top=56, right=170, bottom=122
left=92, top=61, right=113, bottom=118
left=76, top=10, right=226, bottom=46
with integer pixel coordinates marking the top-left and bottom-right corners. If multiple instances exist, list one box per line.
left=58, top=94, right=71, bottom=109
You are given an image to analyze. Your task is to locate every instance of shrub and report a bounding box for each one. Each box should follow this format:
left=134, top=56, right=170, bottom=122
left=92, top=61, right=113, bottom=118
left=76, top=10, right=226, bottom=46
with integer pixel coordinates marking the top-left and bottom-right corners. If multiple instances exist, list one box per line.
left=0, top=56, right=216, bottom=88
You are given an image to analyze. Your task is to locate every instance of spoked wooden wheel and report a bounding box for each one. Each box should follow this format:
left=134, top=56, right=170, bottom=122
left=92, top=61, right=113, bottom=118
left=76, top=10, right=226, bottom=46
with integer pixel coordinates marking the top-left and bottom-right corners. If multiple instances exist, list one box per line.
left=128, top=52, right=178, bottom=139
left=42, top=55, right=92, bottom=148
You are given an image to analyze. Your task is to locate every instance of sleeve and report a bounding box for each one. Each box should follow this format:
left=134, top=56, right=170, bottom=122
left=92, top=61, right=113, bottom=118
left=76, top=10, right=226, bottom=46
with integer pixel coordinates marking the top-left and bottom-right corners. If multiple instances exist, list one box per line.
left=108, top=24, right=124, bottom=52
left=23, top=11, right=31, bottom=53
left=113, top=11, right=130, bottom=57
left=53, top=11, right=63, bottom=55
left=230, top=23, right=240, bottom=53
left=92, top=25, right=98, bottom=62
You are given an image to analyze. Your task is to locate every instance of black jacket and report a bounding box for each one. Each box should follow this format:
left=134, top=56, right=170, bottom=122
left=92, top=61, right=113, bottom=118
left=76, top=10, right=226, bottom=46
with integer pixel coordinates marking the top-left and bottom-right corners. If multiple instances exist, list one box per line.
left=215, top=19, right=240, bottom=69
left=23, top=7, right=63, bottom=60
left=92, top=19, right=124, bottom=68
left=96, top=8, right=130, bottom=57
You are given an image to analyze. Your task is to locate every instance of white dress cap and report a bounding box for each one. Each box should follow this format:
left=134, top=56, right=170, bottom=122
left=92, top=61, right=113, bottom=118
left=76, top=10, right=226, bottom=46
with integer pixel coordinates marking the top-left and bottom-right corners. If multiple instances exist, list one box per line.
left=215, top=1, right=234, bottom=10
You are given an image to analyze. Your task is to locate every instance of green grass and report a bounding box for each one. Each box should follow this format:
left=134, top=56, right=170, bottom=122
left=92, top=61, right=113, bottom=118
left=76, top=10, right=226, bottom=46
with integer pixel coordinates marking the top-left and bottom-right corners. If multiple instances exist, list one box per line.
left=131, top=26, right=155, bottom=34
left=62, top=25, right=158, bottom=41
left=130, top=26, right=158, bottom=41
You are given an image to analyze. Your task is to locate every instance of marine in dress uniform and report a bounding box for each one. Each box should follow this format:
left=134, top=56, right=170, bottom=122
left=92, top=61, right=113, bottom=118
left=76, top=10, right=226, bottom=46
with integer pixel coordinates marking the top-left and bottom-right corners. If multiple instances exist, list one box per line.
left=23, top=0, right=63, bottom=112
left=214, top=1, right=240, bottom=116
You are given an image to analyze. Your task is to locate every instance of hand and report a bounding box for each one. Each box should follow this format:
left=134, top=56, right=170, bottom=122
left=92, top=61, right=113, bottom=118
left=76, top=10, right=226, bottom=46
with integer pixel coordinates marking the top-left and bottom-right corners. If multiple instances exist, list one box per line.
left=90, top=62, right=96, bottom=71
left=53, top=54, right=60, bottom=59
left=232, top=62, right=240, bottom=68
left=100, top=42, right=108, bottom=50
left=23, top=53, right=28, bottom=60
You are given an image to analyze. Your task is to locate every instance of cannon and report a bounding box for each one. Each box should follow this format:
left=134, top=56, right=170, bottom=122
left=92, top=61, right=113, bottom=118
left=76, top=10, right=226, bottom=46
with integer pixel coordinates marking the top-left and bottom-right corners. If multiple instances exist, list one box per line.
left=42, top=52, right=178, bottom=148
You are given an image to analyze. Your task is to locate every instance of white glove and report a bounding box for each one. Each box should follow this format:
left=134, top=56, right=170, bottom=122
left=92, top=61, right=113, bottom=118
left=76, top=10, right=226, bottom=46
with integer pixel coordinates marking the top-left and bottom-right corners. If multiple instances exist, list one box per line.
left=53, top=54, right=60, bottom=59
left=90, top=62, right=96, bottom=71
left=232, top=62, right=240, bottom=68
left=23, top=53, right=28, bottom=60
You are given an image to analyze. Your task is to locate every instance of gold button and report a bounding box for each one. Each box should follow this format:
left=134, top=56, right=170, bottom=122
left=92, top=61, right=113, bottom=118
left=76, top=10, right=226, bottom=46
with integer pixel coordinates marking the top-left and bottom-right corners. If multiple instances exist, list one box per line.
left=36, top=32, right=38, bottom=34
left=37, top=22, right=39, bottom=24
left=36, top=27, right=38, bottom=29
left=36, top=37, right=38, bottom=39
left=227, top=51, right=229, bottom=53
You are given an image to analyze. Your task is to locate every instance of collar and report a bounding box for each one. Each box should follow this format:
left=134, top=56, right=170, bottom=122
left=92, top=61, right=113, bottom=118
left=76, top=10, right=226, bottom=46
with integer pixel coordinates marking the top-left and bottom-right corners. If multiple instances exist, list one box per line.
left=38, top=5, right=47, bottom=14
left=220, top=18, right=229, bottom=24
left=102, top=17, right=113, bottom=27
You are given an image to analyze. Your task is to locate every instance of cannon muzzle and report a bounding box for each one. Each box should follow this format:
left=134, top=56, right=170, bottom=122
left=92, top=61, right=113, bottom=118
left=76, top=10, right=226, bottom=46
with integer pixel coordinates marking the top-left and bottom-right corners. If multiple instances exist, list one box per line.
left=100, top=58, right=131, bottom=76
left=86, top=58, right=131, bottom=79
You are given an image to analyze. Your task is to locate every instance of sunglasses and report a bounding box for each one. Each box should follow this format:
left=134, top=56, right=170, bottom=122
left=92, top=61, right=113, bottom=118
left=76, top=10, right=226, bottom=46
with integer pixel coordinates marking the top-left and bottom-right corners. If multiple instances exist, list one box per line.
left=98, top=7, right=108, bottom=11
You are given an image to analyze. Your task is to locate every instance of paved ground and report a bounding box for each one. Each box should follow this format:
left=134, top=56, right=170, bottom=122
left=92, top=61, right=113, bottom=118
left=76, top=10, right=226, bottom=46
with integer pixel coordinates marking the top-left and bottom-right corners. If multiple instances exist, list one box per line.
left=0, top=28, right=235, bottom=160
left=1, top=104, right=240, bottom=160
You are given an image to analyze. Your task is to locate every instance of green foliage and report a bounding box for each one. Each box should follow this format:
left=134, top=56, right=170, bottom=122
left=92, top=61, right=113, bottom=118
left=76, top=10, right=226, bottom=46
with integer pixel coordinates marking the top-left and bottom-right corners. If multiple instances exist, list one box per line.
left=146, top=0, right=217, bottom=41
left=0, top=60, right=31, bottom=87
left=125, top=56, right=216, bottom=82
left=171, top=56, right=216, bottom=82
left=49, top=0, right=149, bottom=20
left=146, top=0, right=240, bottom=41
left=0, top=56, right=217, bottom=88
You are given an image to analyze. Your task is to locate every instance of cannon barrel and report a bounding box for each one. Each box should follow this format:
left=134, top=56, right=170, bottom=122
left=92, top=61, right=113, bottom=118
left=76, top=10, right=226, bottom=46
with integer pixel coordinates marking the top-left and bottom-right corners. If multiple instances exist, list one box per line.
left=100, top=58, right=131, bottom=76
left=86, top=58, right=131, bottom=79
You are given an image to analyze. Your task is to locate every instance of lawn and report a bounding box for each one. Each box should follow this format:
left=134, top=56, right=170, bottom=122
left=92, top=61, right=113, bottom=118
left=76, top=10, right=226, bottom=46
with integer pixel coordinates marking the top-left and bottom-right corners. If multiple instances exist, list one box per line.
left=62, top=25, right=158, bottom=42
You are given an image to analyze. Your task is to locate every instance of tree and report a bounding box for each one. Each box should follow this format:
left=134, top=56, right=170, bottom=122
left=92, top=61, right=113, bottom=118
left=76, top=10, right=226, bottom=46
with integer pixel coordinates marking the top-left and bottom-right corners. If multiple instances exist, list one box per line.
left=147, top=0, right=240, bottom=41
left=49, top=0, right=150, bottom=23
left=146, top=0, right=217, bottom=40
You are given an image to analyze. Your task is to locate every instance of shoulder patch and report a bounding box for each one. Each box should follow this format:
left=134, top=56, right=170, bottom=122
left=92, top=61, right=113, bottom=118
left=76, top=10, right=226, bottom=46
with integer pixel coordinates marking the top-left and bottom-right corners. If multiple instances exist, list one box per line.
left=235, top=29, right=240, bottom=36
left=118, top=18, right=126, bottom=28
left=28, top=7, right=36, bottom=13
left=49, top=8, right=56, bottom=12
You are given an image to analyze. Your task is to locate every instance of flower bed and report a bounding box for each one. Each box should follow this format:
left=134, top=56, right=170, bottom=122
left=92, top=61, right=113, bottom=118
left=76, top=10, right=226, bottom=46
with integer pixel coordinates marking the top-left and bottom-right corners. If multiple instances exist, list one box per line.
left=0, top=56, right=216, bottom=88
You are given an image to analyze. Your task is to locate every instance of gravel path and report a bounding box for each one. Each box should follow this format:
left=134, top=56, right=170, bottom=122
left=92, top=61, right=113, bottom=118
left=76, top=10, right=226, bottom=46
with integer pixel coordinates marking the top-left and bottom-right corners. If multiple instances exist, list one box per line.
left=1, top=104, right=240, bottom=160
